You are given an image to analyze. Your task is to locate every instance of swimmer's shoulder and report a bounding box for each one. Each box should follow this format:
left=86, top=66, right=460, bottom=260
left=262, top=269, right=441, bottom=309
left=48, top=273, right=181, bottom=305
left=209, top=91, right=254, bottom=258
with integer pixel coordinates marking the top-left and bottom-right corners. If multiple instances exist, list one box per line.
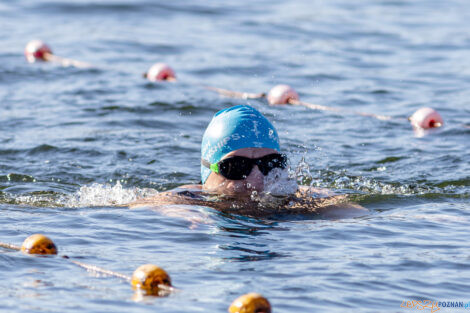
left=176, top=184, right=202, bottom=192
left=128, top=185, right=206, bottom=209
left=128, top=184, right=367, bottom=219
left=291, top=185, right=367, bottom=218
left=297, top=185, right=336, bottom=198
left=173, top=185, right=205, bottom=199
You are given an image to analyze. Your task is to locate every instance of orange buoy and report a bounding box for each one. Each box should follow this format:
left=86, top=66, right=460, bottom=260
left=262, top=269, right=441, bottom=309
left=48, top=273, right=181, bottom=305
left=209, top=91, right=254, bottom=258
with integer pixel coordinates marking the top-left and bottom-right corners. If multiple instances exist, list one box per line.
left=228, top=293, right=272, bottom=313
left=21, top=234, right=57, bottom=255
left=131, top=264, right=172, bottom=295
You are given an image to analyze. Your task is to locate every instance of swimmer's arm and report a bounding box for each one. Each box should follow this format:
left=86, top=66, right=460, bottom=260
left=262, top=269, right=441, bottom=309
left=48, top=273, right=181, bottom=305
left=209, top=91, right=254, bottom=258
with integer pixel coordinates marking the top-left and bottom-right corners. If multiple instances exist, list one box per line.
left=127, top=188, right=213, bottom=228
left=177, top=184, right=202, bottom=190
left=298, top=185, right=336, bottom=197
left=128, top=189, right=193, bottom=209
left=128, top=185, right=203, bottom=209
left=296, top=186, right=368, bottom=218
left=314, top=197, right=367, bottom=219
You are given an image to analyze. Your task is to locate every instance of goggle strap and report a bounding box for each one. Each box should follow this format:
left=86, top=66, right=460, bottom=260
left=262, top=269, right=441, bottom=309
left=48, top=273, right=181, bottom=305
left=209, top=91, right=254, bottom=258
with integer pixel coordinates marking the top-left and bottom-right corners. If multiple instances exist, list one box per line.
left=201, top=158, right=219, bottom=173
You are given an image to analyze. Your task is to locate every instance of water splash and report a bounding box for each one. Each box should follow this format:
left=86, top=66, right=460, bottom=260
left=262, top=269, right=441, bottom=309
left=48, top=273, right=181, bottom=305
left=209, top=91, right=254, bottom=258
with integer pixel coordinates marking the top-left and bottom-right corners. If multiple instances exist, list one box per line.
left=245, top=168, right=299, bottom=208
left=284, top=154, right=467, bottom=196
left=64, top=181, right=158, bottom=207
left=262, top=168, right=298, bottom=196
left=3, top=167, right=466, bottom=210
left=292, top=155, right=313, bottom=186
left=0, top=181, right=159, bottom=208
left=6, top=191, right=62, bottom=207
left=308, top=170, right=465, bottom=196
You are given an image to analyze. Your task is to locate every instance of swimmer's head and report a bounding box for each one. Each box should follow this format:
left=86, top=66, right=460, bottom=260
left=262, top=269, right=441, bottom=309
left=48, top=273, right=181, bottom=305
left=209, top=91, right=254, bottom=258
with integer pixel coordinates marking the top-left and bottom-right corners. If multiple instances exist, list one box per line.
left=201, top=105, right=281, bottom=194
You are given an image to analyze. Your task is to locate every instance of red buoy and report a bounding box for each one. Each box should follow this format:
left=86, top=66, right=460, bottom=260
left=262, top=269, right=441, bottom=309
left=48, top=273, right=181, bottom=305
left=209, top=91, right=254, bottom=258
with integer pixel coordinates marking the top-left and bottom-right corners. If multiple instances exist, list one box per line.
left=144, top=63, right=176, bottom=81
left=409, top=107, right=444, bottom=129
left=25, top=40, right=53, bottom=63
left=267, top=84, right=299, bottom=105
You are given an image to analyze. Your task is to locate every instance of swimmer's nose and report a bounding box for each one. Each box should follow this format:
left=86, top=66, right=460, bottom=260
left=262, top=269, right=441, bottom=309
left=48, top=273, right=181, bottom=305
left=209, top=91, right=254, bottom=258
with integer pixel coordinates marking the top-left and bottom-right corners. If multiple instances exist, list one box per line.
left=245, top=165, right=265, bottom=191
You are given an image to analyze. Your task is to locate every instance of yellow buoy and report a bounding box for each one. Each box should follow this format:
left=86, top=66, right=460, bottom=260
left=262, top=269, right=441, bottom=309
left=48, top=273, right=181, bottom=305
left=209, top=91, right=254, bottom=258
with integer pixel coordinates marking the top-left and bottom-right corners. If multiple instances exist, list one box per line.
left=21, top=234, right=57, bottom=255
left=131, top=264, right=172, bottom=296
left=229, top=293, right=272, bottom=313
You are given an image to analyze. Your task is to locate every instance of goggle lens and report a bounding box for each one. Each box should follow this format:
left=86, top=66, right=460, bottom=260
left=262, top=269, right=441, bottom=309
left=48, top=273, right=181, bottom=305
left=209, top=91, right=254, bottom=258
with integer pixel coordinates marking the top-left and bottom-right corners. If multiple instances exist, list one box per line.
left=217, top=154, right=287, bottom=180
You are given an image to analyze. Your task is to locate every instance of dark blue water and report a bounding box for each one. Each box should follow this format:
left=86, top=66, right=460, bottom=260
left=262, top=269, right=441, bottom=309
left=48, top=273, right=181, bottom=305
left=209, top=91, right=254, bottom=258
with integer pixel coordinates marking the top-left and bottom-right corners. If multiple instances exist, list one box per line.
left=1, top=0, right=469, bottom=312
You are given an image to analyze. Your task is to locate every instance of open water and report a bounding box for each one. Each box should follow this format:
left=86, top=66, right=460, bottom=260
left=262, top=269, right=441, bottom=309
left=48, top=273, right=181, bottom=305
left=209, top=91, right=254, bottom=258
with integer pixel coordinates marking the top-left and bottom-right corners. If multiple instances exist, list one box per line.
left=1, top=0, right=469, bottom=312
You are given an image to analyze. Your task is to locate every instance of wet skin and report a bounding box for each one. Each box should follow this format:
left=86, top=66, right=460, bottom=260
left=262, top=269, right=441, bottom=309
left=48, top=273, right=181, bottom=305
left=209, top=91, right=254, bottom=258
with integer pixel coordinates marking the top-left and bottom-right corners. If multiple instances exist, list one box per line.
left=129, top=148, right=367, bottom=220
left=203, top=147, right=278, bottom=196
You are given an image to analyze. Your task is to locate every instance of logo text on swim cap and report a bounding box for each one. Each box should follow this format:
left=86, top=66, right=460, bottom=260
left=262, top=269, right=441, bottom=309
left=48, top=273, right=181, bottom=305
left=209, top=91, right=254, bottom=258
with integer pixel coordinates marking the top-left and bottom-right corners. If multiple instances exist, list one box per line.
left=252, top=120, right=260, bottom=138
left=204, top=133, right=241, bottom=161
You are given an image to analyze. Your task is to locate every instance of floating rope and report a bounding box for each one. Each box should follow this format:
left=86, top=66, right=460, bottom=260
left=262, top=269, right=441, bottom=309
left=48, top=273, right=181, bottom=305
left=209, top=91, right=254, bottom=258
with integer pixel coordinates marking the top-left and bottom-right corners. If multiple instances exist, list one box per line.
left=1, top=234, right=173, bottom=296
left=25, top=41, right=451, bottom=131
left=25, top=40, right=92, bottom=68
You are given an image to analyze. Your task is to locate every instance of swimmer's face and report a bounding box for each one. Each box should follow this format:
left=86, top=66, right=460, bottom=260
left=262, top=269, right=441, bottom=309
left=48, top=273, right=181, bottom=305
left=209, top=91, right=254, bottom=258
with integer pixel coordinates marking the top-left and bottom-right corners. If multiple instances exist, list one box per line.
left=203, top=147, right=279, bottom=196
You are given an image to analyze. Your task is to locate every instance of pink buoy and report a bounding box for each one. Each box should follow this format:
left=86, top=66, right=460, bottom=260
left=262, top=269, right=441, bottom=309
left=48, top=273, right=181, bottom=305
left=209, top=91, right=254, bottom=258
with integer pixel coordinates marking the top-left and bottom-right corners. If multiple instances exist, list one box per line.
left=267, top=84, right=299, bottom=105
left=409, top=107, right=444, bottom=129
left=145, top=63, right=176, bottom=81
left=25, top=40, right=52, bottom=63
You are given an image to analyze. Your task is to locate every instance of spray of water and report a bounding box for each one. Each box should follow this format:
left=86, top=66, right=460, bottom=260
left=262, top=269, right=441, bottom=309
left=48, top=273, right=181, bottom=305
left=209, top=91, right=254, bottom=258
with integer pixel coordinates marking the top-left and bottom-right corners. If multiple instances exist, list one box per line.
left=64, top=181, right=157, bottom=207
left=246, top=168, right=299, bottom=208
left=262, top=168, right=299, bottom=196
left=0, top=181, right=158, bottom=208
left=311, top=170, right=462, bottom=196
left=3, top=157, right=465, bottom=209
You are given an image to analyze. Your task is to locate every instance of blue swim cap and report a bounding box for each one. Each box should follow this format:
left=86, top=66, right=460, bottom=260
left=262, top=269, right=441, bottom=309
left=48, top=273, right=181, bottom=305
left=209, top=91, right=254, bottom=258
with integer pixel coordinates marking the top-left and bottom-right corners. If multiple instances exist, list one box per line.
left=201, top=105, right=280, bottom=183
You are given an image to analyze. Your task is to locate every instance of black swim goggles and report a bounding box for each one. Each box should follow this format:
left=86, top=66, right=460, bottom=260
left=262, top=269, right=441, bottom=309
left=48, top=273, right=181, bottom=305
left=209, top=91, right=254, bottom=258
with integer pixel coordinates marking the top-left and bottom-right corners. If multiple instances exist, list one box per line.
left=202, top=153, right=288, bottom=180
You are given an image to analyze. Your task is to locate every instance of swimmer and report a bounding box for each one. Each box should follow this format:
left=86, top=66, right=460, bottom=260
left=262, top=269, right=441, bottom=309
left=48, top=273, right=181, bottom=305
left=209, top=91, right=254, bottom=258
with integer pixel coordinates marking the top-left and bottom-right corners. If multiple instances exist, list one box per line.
left=130, top=105, right=366, bottom=219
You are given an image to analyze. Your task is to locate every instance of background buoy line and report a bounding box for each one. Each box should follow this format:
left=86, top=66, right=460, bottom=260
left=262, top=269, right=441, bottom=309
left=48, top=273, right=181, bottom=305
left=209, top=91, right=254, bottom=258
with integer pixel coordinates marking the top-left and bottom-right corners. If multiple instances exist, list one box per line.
left=25, top=40, right=93, bottom=68
left=25, top=40, right=453, bottom=132
left=203, top=84, right=448, bottom=131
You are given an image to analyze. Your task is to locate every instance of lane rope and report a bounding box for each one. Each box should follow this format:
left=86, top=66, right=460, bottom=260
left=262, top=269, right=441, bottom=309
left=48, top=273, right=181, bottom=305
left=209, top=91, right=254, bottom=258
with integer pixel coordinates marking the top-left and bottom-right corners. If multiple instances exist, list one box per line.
left=25, top=41, right=452, bottom=131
